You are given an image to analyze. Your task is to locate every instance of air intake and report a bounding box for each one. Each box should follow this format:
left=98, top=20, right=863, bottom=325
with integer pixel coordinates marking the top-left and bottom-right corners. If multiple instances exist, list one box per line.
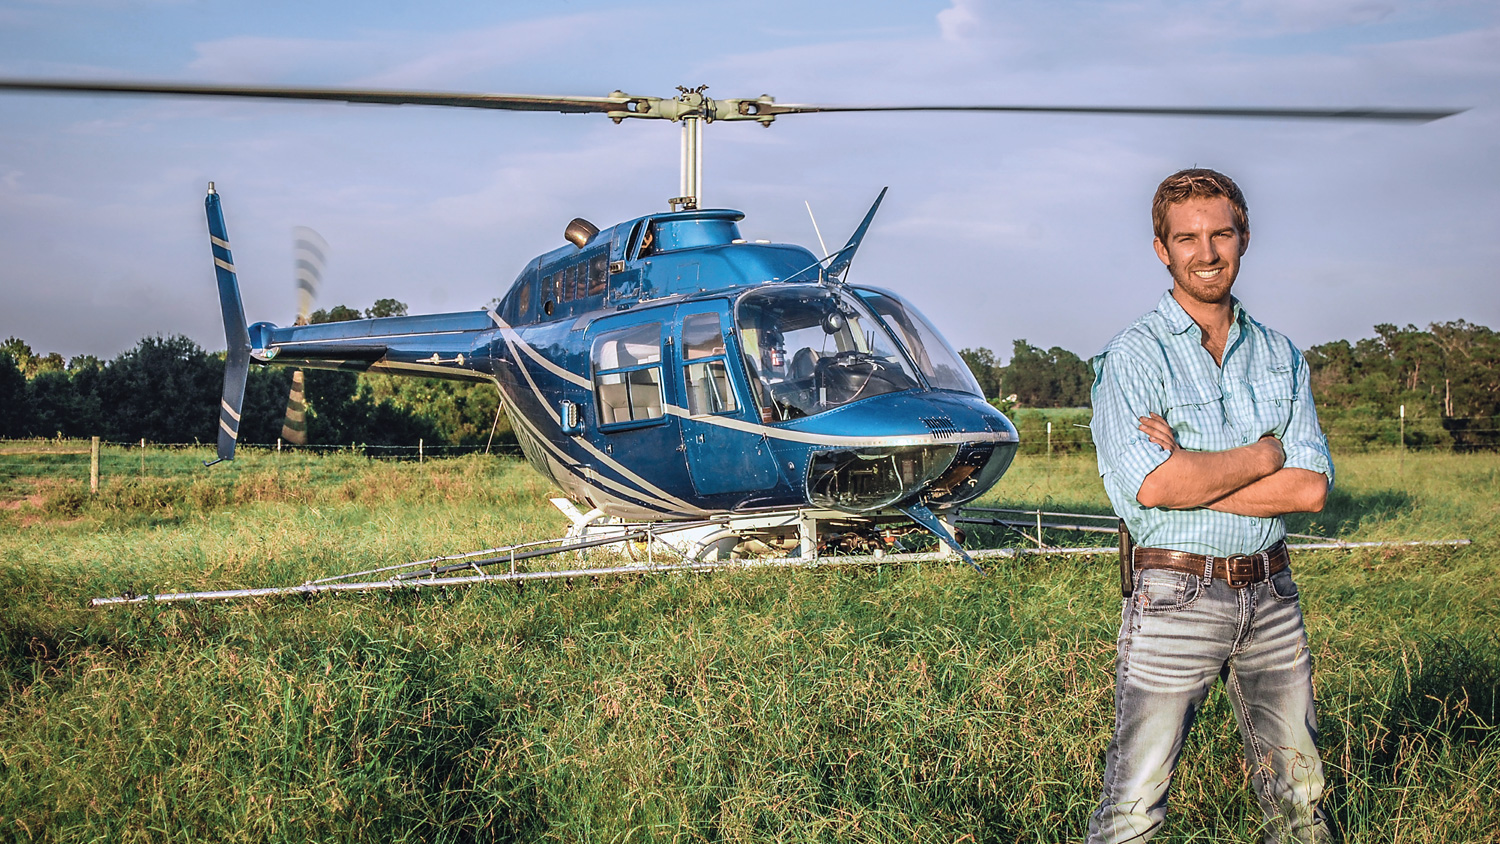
left=921, top=416, right=959, bottom=439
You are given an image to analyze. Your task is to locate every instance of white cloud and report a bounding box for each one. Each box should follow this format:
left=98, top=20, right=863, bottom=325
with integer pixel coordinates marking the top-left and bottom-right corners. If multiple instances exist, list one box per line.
left=184, top=12, right=636, bottom=89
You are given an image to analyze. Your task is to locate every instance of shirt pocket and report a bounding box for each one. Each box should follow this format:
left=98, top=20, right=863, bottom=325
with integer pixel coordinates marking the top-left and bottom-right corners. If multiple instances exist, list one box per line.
left=1165, top=379, right=1224, bottom=449
left=1247, top=366, right=1296, bottom=437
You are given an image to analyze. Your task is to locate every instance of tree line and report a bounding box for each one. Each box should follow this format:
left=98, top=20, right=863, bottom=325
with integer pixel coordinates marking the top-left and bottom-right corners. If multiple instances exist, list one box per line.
left=0, top=299, right=508, bottom=449
left=3, top=313, right=1495, bottom=451
left=958, top=320, right=1500, bottom=450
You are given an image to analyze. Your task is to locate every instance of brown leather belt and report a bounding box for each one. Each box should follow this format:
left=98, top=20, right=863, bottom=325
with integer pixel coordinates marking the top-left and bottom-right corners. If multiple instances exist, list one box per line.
left=1132, top=540, right=1289, bottom=589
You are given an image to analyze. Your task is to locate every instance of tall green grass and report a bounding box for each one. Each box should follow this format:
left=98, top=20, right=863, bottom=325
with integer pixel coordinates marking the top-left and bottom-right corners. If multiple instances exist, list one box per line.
left=1, top=446, right=1496, bottom=842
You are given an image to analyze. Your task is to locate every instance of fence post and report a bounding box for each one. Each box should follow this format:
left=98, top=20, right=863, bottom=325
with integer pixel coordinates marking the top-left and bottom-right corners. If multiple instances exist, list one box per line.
left=90, top=436, right=100, bottom=494
left=277, top=437, right=282, bottom=454
left=419, top=438, right=424, bottom=463
left=1047, top=421, right=1053, bottom=458
left=1399, top=405, right=1405, bottom=475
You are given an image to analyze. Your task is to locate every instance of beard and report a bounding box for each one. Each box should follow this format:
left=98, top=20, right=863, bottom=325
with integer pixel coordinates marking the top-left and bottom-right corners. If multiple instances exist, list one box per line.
left=1169, top=258, right=1237, bottom=306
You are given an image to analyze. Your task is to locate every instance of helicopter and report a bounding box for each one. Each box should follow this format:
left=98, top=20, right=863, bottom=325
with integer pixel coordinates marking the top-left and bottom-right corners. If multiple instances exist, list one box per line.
left=0, top=78, right=1463, bottom=573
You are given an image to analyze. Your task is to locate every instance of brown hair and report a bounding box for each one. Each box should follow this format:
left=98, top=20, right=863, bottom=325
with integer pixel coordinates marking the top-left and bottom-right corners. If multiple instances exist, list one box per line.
left=1151, top=168, right=1249, bottom=243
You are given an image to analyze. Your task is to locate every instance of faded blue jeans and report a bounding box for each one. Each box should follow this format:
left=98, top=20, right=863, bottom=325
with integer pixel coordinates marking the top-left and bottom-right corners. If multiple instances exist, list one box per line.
left=1085, top=564, right=1330, bottom=843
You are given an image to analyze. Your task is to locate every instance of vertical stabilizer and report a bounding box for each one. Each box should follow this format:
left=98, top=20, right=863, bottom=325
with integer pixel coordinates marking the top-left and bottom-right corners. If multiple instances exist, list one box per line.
left=205, top=182, right=252, bottom=465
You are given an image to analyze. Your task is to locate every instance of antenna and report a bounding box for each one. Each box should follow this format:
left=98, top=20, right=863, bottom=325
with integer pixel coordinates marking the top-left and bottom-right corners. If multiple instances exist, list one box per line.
left=805, top=201, right=829, bottom=257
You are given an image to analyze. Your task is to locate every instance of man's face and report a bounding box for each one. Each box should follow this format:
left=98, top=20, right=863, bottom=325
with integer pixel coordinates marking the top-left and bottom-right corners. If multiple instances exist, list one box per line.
left=1153, top=196, right=1247, bottom=307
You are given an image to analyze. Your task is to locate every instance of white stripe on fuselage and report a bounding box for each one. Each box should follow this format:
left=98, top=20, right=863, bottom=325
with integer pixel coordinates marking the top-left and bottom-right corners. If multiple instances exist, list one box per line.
left=662, top=404, right=1015, bottom=449
left=481, top=319, right=701, bottom=513
left=491, top=374, right=699, bottom=516
left=486, top=310, right=592, bottom=390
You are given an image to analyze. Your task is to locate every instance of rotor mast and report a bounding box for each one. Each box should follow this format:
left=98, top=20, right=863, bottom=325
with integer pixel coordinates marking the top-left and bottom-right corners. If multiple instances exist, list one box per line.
left=678, top=113, right=702, bottom=211
left=670, top=86, right=711, bottom=211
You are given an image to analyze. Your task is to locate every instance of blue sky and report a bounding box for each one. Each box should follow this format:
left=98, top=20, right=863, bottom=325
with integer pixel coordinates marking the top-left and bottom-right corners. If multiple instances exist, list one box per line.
left=1, top=0, right=1495, bottom=363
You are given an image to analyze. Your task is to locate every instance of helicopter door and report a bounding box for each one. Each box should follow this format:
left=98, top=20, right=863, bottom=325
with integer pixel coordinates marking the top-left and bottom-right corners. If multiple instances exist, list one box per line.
left=587, top=312, right=695, bottom=510
left=673, top=304, right=780, bottom=496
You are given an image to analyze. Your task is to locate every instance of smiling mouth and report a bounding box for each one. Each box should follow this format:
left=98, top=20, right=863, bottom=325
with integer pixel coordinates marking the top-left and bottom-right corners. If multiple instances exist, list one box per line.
left=1192, top=267, right=1224, bottom=279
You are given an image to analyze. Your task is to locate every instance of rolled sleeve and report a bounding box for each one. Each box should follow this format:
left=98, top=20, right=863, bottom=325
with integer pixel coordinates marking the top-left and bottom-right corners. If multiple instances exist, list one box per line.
left=1279, top=350, right=1335, bottom=489
left=1090, top=349, right=1171, bottom=507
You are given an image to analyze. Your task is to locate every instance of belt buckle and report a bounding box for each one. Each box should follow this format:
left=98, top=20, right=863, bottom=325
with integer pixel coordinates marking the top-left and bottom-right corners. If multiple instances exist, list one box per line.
left=1224, top=554, right=1259, bottom=588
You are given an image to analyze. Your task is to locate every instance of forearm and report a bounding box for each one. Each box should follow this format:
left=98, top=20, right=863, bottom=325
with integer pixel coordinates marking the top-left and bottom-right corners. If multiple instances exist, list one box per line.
left=1205, top=467, right=1328, bottom=517
left=1136, top=439, right=1281, bottom=509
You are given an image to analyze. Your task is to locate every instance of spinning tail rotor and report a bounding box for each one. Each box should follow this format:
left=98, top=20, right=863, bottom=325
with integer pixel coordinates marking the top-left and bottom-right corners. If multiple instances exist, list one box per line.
left=281, top=227, right=327, bottom=445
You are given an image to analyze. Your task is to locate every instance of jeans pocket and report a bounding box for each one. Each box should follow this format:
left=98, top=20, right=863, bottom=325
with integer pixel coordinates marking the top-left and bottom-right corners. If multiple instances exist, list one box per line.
left=1135, top=568, right=1201, bottom=614
left=1269, top=566, right=1300, bottom=603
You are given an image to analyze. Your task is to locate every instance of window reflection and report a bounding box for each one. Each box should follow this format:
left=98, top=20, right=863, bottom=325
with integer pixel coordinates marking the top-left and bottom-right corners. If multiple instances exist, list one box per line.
left=856, top=288, right=983, bottom=396
left=735, top=286, right=919, bottom=421
left=593, top=323, right=664, bottom=426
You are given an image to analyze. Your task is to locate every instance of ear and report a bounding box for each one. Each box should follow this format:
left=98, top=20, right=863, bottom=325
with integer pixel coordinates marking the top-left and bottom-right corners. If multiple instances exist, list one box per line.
left=1153, top=236, right=1171, bottom=267
left=1238, top=231, right=1250, bottom=256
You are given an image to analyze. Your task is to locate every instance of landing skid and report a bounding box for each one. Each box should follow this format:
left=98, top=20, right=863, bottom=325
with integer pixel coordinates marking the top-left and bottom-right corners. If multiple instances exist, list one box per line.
left=89, top=504, right=1471, bottom=606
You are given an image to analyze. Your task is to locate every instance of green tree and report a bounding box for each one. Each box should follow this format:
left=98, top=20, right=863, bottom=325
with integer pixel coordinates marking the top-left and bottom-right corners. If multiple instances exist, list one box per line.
left=958, top=347, right=1004, bottom=399
left=361, top=374, right=508, bottom=447
left=365, top=298, right=409, bottom=319
left=0, top=351, right=26, bottom=436
left=302, top=369, right=440, bottom=448
left=97, top=335, right=221, bottom=443
left=1001, top=340, right=1092, bottom=408
left=309, top=304, right=363, bottom=324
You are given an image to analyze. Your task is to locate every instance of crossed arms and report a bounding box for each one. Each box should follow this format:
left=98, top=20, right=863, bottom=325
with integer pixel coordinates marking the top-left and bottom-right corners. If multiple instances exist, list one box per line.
left=1134, top=412, right=1327, bottom=516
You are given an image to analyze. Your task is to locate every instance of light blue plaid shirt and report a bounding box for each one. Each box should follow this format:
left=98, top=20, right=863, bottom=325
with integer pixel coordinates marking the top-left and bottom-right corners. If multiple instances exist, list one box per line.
left=1090, top=291, right=1334, bottom=556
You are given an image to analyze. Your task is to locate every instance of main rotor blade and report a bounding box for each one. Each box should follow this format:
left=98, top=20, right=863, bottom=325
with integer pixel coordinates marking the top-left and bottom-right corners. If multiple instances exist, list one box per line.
left=0, top=78, right=637, bottom=115
left=750, top=102, right=1464, bottom=123
left=0, top=79, right=1462, bottom=124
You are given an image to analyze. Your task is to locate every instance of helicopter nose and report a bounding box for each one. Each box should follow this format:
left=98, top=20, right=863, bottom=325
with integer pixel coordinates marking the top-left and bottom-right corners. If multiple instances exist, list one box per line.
left=807, top=443, right=959, bottom=513
left=794, top=392, right=1018, bottom=513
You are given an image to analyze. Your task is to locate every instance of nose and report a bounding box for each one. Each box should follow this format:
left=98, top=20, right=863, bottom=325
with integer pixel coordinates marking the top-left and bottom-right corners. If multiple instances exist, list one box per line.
left=1201, top=234, right=1220, bottom=263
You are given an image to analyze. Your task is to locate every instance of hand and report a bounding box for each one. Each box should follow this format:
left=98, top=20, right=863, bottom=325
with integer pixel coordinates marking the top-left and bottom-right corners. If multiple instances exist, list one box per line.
left=1138, top=413, right=1179, bottom=454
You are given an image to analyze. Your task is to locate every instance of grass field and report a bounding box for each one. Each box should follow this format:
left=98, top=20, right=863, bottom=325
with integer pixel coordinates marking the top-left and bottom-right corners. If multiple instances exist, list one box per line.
left=1, top=442, right=1496, bottom=842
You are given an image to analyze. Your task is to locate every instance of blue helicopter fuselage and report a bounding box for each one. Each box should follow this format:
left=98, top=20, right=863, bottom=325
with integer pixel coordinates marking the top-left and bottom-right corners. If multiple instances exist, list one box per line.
left=238, top=205, right=1019, bottom=520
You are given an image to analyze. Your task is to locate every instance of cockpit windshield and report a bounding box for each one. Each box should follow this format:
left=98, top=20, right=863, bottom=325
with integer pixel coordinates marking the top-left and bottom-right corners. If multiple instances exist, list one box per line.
left=854, top=288, right=984, bottom=397
left=736, top=285, right=920, bottom=422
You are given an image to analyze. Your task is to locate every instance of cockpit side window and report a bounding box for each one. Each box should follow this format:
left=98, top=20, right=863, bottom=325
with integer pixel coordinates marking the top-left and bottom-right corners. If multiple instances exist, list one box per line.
left=592, top=322, right=665, bottom=428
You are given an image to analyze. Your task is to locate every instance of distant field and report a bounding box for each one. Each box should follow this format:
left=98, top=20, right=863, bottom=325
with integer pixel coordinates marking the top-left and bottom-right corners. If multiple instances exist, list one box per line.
left=1, top=442, right=1496, bottom=842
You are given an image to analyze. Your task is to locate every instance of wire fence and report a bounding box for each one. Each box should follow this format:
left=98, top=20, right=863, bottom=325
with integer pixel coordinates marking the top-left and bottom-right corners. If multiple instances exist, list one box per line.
left=1005, top=415, right=1500, bottom=455
left=4, top=410, right=1497, bottom=496
left=0, top=437, right=527, bottom=495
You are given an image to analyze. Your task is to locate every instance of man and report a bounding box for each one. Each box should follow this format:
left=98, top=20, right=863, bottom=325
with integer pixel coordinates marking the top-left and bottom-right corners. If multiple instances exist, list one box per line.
left=1085, top=168, right=1335, bottom=843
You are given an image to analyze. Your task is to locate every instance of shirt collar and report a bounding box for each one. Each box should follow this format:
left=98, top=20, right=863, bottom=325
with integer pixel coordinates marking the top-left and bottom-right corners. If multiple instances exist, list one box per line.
left=1155, top=289, right=1244, bottom=335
